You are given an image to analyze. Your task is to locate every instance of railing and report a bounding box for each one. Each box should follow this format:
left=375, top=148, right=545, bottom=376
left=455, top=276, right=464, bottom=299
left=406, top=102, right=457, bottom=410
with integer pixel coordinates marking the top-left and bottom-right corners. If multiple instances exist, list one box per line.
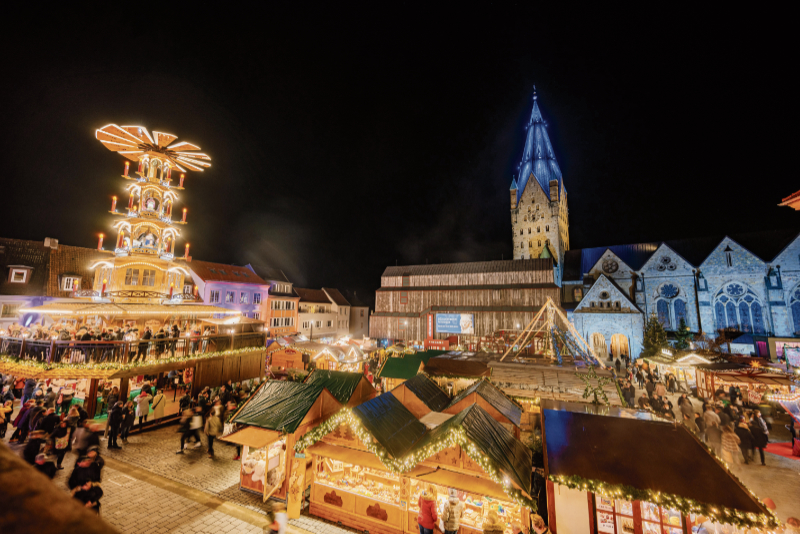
left=0, top=332, right=266, bottom=366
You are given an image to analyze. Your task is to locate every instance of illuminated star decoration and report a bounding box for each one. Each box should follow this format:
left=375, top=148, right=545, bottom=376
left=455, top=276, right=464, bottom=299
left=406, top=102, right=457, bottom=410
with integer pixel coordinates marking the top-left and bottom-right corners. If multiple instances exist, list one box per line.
left=576, top=365, right=611, bottom=406
left=95, top=124, right=212, bottom=172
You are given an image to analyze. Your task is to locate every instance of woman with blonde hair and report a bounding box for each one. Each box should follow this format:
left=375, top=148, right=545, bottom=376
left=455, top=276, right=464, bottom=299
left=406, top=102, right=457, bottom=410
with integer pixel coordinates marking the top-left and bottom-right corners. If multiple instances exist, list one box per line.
left=482, top=510, right=505, bottom=534
left=417, top=484, right=438, bottom=534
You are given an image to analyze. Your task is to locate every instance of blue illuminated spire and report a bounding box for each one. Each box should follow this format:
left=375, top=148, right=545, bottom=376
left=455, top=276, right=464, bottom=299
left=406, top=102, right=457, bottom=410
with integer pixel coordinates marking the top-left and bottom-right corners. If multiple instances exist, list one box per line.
left=516, top=87, right=563, bottom=202
left=509, top=176, right=518, bottom=191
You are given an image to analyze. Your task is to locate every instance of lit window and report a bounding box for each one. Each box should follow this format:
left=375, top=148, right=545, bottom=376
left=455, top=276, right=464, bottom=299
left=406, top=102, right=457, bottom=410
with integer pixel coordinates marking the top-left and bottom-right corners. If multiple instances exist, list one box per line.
left=253, top=312, right=260, bottom=320
left=226, top=291, right=235, bottom=303
left=142, top=269, right=156, bottom=286
left=240, top=292, right=248, bottom=304
left=62, top=276, right=80, bottom=291
left=10, top=269, right=28, bottom=283
left=124, top=268, right=140, bottom=286
left=253, top=293, right=261, bottom=304
left=209, top=290, right=220, bottom=303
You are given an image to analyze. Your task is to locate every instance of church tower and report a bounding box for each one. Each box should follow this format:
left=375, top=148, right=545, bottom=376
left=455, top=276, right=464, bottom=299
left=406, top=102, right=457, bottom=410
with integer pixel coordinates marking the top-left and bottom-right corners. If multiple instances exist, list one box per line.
left=511, top=89, right=569, bottom=277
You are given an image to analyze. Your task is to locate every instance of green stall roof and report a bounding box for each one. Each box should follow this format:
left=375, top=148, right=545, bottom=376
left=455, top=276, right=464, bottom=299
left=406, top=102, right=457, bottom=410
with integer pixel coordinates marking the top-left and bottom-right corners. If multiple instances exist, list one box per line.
left=447, top=379, right=523, bottom=427
left=352, top=393, right=428, bottom=458
left=396, top=374, right=451, bottom=412
left=378, top=351, right=444, bottom=380
left=305, top=370, right=367, bottom=404
left=232, top=381, right=327, bottom=433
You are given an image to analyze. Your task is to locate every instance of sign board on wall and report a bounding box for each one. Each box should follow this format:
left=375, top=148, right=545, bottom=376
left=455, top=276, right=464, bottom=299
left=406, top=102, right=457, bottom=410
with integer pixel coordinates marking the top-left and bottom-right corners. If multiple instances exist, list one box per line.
left=435, top=313, right=475, bottom=335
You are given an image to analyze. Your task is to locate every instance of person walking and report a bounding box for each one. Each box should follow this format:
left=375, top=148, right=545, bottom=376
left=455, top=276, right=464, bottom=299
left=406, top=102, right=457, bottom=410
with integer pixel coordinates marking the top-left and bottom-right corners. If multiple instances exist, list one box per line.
left=135, top=389, right=152, bottom=429
left=0, top=399, right=12, bottom=438
left=51, top=419, right=72, bottom=469
left=34, top=452, right=57, bottom=479
left=442, top=488, right=464, bottom=534
left=267, top=501, right=288, bottom=534
left=121, top=400, right=136, bottom=442
left=721, top=425, right=741, bottom=465
left=645, top=379, right=655, bottom=398
left=72, top=481, right=103, bottom=514
left=107, top=401, right=123, bottom=449
left=704, top=406, right=722, bottom=454
left=417, top=484, right=438, bottom=534
left=176, top=408, right=204, bottom=453
left=734, top=417, right=754, bottom=464
left=151, top=388, right=166, bottom=421
left=654, top=380, right=667, bottom=398
left=750, top=414, right=769, bottom=466
left=204, top=404, right=223, bottom=458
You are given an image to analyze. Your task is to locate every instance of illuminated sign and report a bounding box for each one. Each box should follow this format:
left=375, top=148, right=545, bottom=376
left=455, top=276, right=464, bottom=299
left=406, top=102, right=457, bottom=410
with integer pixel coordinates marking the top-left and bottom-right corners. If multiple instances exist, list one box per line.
left=435, top=313, right=475, bottom=335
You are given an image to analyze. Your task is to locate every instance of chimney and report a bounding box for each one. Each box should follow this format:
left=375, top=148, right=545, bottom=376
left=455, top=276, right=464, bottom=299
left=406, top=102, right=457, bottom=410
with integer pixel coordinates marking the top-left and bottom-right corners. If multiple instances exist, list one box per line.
left=549, top=180, right=559, bottom=201
left=44, top=238, right=59, bottom=250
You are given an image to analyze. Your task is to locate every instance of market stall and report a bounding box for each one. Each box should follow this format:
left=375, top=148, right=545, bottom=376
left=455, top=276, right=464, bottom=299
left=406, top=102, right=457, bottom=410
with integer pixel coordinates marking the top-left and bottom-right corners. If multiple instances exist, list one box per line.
left=443, top=379, right=523, bottom=439
left=695, top=363, right=796, bottom=403
left=389, top=374, right=451, bottom=418
left=376, top=351, right=441, bottom=391
left=540, top=400, right=779, bottom=533
left=222, top=381, right=344, bottom=506
left=303, top=369, right=376, bottom=408
left=270, top=348, right=306, bottom=371
left=295, top=393, right=534, bottom=534
left=642, top=352, right=711, bottom=390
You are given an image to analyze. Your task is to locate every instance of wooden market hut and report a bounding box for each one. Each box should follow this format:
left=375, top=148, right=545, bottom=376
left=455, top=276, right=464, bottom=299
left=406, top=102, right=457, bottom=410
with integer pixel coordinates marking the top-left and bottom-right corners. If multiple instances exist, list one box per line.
left=389, top=373, right=451, bottom=418
left=222, top=381, right=342, bottom=506
left=296, top=393, right=534, bottom=534
left=540, top=400, right=779, bottom=533
left=304, top=369, right=377, bottom=408
left=694, top=362, right=796, bottom=401
left=270, top=348, right=306, bottom=371
left=376, top=351, right=440, bottom=391
left=443, top=379, right=523, bottom=438
left=422, top=356, right=492, bottom=395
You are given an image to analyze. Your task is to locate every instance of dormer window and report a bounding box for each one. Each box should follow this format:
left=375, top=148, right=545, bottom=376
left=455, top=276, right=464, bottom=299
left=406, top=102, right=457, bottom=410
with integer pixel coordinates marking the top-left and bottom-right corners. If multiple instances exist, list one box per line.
left=61, top=276, right=81, bottom=291
left=8, top=266, right=32, bottom=284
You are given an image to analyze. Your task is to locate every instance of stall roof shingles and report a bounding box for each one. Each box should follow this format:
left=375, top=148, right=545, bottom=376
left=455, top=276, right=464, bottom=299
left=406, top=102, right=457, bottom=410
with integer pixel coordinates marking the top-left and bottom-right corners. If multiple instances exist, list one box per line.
left=378, top=352, right=439, bottom=380
left=418, top=404, right=532, bottom=494
left=352, top=393, right=428, bottom=458
left=304, top=370, right=364, bottom=405
left=232, top=381, right=326, bottom=433
left=447, top=379, right=522, bottom=427
left=397, top=374, right=451, bottom=412
left=542, top=402, right=769, bottom=516
left=382, top=258, right=554, bottom=278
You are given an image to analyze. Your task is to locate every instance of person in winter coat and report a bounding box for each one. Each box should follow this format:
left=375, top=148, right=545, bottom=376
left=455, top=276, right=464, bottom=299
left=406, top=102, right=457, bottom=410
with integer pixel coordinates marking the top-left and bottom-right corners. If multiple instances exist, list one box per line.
left=9, top=399, right=35, bottom=442
left=72, top=480, right=103, bottom=514
left=151, top=388, right=166, bottom=421
left=441, top=488, right=464, bottom=534
left=750, top=415, right=769, bottom=466
left=68, top=456, right=100, bottom=489
left=417, top=484, right=438, bottom=534
left=482, top=510, right=505, bottom=534
left=23, top=430, right=47, bottom=464
left=135, top=390, right=152, bottom=429
left=34, top=453, right=57, bottom=479
left=654, top=381, right=668, bottom=398
left=204, top=405, right=223, bottom=458
left=121, top=401, right=136, bottom=442
left=0, top=399, right=12, bottom=438
left=43, top=387, right=57, bottom=410
left=51, top=420, right=72, bottom=469
left=721, top=425, right=741, bottom=464
left=21, top=378, right=36, bottom=404
left=734, top=418, right=754, bottom=464
left=645, top=379, right=655, bottom=398
left=107, top=401, right=123, bottom=449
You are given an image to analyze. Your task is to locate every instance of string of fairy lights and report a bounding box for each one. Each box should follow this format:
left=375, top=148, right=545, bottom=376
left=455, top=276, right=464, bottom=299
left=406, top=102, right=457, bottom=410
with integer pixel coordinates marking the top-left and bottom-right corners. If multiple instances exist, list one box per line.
left=294, top=408, right=537, bottom=511
left=0, top=346, right=264, bottom=374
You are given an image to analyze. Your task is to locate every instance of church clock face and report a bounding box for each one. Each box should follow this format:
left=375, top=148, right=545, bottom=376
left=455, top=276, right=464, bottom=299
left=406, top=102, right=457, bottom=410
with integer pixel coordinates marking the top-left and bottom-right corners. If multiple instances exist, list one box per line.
left=602, top=260, right=619, bottom=274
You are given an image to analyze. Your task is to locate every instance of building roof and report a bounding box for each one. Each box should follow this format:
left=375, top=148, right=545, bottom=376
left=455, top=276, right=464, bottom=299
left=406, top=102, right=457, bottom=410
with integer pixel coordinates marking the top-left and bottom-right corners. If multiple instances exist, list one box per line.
left=377, top=351, right=439, bottom=380
left=352, top=392, right=429, bottom=458
left=304, top=370, right=366, bottom=405
left=46, top=244, right=110, bottom=297
left=189, top=260, right=268, bottom=285
left=395, top=374, right=451, bottom=412
left=0, top=238, right=51, bottom=297
left=574, top=229, right=800, bottom=276
left=293, top=287, right=331, bottom=304
left=541, top=400, right=774, bottom=524
left=515, top=92, right=563, bottom=203
left=232, top=381, right=331, bottom=433
left=322, top=288, right=350, bottom=307
left=422, top=357, right=492, bottom=379
left=381, top=258, right=554, bottom=278
left=446, top=379, right=522, bottom=427
left=252, top=266, right=290, bottom=284
left=342, top=290, right=370, bottom=308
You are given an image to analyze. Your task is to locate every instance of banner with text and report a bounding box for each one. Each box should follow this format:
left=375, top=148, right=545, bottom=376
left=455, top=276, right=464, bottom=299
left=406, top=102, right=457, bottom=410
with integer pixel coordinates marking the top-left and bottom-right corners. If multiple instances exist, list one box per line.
left=435, top=313, right=475, bottom=335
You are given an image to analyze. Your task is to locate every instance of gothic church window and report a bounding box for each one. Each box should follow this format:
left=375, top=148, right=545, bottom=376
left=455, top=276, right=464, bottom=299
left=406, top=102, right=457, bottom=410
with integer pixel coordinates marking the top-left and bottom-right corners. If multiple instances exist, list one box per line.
left=714, top=283, right=765, bottom=333
left=657, top=299, right=671, bottom=329
left=674, top=299, right=687, bottom=327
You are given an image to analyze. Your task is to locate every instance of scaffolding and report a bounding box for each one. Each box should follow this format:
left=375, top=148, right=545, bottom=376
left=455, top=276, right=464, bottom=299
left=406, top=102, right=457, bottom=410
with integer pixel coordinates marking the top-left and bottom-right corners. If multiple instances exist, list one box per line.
left=499, top=297, right=605, bottom=367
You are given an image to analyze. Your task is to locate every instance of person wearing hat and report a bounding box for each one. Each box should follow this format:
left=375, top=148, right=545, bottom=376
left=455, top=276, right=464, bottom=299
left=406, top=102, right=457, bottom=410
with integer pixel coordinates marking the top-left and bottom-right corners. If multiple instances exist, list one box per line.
left=442, top=488, right=464, bottom=534
left=417, top=484, right=438, bottom=534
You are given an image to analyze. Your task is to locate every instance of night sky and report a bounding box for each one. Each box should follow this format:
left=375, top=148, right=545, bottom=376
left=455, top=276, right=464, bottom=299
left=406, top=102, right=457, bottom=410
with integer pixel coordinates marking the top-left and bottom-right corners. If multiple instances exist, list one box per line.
left=0, top=6, right=794, bottom=307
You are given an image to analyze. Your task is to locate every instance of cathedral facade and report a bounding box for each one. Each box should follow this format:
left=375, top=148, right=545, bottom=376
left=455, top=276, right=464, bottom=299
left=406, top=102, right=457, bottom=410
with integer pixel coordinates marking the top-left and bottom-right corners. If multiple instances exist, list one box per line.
left=512, top=93, right=800, bottom=360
